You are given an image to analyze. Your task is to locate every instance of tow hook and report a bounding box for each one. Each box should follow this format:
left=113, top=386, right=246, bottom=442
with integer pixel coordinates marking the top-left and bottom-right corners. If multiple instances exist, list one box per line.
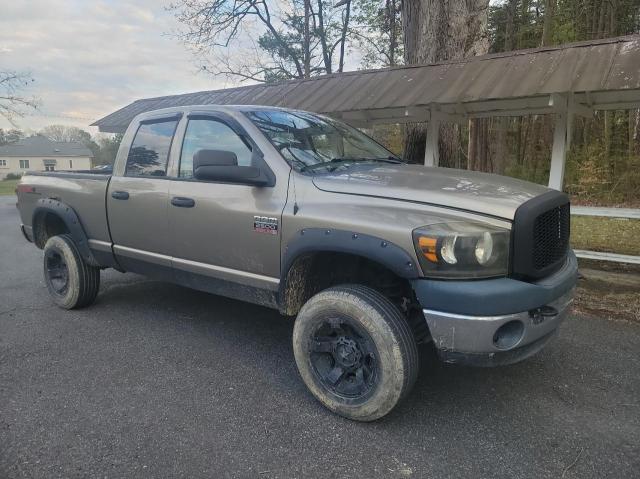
left=529, top=305, right=558, bottom=325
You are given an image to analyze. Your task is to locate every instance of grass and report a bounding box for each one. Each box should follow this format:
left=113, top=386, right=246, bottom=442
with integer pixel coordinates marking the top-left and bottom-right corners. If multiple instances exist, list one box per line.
left=0, top=179, right=18, bottom=196
left=571, top=216, right=640, bottom=256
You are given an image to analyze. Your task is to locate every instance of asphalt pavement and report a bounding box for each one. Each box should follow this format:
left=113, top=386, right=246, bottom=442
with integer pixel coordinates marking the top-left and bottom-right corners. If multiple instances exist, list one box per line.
left=1, top=195, right=638, bottom=479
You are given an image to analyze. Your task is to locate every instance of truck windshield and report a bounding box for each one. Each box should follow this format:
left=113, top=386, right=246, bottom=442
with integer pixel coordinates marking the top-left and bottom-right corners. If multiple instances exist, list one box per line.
left=245, top=109, right=400, bottom=173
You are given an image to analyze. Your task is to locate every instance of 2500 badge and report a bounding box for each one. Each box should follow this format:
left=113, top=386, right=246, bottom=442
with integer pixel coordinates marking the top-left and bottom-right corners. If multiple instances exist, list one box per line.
left=254, top=216, right=278, bottom=235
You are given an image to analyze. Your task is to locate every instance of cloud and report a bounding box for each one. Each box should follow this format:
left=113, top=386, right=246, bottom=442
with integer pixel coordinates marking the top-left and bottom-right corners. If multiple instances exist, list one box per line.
left=0, top=0, right=231, bottom=133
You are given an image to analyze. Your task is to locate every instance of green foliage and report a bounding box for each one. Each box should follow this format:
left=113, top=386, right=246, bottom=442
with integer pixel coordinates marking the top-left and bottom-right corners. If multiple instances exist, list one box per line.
left=351, top=0, right=403, bottom=68
left=485, top=0, right=640, bottom=205
left=4, top=172, right=23, bottom=180
left=93, top=133, right=123, bottom=166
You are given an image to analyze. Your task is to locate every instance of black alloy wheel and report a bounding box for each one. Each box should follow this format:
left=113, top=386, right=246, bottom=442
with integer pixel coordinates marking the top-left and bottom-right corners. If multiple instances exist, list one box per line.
left=45, top=247, right=70, bottom=296
left=309, top=318, right=379, bottom=400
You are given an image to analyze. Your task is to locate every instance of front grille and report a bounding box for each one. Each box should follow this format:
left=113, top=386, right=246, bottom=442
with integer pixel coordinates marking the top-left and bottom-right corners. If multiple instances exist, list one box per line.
left=511, top=191, right=571, bottom=281
left=532, top=203, right=570, bottom=271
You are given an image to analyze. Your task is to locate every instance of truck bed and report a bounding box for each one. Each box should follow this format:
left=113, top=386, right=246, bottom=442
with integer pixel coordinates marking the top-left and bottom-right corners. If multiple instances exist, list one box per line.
left=16, top=171, right=113, bottom=248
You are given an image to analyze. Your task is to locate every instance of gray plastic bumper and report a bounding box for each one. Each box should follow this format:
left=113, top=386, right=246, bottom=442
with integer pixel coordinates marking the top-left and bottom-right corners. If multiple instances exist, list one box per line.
left=423, top=287, right=574, bottom=360
left=413, top=252, right=578, bottom=366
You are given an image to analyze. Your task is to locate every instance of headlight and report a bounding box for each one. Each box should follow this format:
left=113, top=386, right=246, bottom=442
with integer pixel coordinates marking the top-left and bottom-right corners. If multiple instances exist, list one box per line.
left=412, top=221, right=510, bottom=279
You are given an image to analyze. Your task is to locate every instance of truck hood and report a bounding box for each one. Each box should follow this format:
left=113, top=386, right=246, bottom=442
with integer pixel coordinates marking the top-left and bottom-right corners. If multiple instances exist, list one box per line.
left=311, top=164, right=550, bottom=220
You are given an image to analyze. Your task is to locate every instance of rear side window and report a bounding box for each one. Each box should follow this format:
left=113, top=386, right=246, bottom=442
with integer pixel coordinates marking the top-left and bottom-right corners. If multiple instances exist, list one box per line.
left=179, top=119, right=252, bottom=178
left=125, top=119, right=178, bottom=177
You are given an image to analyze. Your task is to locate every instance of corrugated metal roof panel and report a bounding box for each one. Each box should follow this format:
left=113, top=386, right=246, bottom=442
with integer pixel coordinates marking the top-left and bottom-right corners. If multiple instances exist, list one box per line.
left=93, top=35, right=640, bottom=132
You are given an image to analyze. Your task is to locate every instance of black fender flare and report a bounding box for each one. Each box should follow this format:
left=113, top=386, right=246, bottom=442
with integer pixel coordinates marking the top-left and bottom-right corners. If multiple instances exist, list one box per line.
left=32, top=198, right=99, bottom=267
left=280, top=228, right=420, bottom=299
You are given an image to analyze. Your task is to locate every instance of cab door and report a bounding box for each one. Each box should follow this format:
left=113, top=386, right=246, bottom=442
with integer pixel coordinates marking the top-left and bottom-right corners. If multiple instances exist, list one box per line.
left=167, top=114, right=287, bottom=297
left=107, top=116, right=179, bottom=279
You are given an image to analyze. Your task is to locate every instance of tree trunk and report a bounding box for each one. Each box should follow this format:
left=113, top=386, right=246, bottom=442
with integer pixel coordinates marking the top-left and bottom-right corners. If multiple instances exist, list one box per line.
left=609, top=0, right=618, bottom=36
left=597, top=0, right=606, bottom=38
left=388, top=0, right=397, bottom=66
left=494, top=118, right=508, bottom=174
left=541, top=0, right=556, bottom=46
left=629, top=110, right=634, bottom=158
left=468, top=120, right=478, bottom=170
left=401, top=0, right=490, bottom=165
left=338, top=1, right=352, bottom=73
left=316, top=1, right=332, bottom=74
left=504, top=0, right=517, bottom=51
left=634, top=109, right=640, bottom=156
left=604, top=110, right=614, bottom=181
left=303, top=0, right=311, bottom=78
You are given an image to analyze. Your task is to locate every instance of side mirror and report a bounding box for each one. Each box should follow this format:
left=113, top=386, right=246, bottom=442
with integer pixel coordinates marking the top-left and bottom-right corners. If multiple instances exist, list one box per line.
left=193, top=149, right=268, bottom=186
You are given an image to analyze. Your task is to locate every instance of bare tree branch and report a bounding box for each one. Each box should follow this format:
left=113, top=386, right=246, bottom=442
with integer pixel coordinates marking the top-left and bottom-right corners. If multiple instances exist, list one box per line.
left=0, top=71, right=39, bottom=126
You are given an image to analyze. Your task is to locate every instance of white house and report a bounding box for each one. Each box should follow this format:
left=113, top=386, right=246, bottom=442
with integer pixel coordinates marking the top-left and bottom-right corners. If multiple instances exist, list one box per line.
left=0, top=135, right=93, bottom=179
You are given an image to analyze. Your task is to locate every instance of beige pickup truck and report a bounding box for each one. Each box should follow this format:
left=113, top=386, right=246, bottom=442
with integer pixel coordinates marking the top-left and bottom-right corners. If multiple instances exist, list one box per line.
left=16, top=105, right=577, bottom=421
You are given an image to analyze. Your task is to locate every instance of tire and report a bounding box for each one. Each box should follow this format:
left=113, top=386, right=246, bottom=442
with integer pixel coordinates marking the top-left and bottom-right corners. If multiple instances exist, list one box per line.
left=293, top=284, right=419, bottom=421
left=43, top=234, right=100, bottom=309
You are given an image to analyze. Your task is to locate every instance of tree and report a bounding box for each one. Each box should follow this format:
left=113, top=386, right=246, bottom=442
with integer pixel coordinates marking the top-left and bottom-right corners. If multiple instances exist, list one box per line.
left=94, top=134, right=123, bottom=166
left=40, top=125, right=93, bottom=144
left=351, top=0, right=403, bottom=68
left=482, top=0, right=640, bottom=203
left=40, top=125, right=101, bottom=162
left=540, top=0, right=556, bottom=46
left=401, top=0, right=490, bottom=164
left=0, top=128, right=25, bottom=145
left=169, top=0, right=355, bottom=82
left=0, top=71, right=38, bottom=125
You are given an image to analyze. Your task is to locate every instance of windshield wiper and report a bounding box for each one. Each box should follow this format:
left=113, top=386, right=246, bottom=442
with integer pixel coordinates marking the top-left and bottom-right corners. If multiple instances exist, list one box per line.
left=300, top=156, right=403, bottom=173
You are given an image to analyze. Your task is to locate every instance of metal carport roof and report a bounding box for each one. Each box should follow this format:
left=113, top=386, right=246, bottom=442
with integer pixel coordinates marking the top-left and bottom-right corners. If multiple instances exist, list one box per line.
left=93, top=34, right=640, bottom=134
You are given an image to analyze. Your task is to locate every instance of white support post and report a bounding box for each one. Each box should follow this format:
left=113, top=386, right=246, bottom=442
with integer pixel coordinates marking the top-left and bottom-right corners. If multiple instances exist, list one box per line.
left=548, top=94, right=572, bottom=191
left=424, top=110, right=440, bottom=167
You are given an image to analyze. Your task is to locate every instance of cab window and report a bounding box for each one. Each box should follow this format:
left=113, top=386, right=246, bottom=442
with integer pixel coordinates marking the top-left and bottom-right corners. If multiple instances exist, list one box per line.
left=179, top=119, right=252, bottom=178
left=125, top=119, right=178, bottom=177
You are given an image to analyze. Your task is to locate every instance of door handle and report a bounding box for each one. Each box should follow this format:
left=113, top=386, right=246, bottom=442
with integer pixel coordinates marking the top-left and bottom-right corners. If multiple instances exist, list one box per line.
left=111, top=191, right=129, bottom=200
left=171, top=197, right=195, bottom=208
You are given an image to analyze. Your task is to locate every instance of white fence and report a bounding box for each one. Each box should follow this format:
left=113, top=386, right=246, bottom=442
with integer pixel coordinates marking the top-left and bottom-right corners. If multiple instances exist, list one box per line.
left=572, top=207, right=639, bottom=264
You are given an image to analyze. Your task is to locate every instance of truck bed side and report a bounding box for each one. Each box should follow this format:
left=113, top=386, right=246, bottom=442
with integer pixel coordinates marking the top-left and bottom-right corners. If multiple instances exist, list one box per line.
left=17, top=171, right=113, bottom=249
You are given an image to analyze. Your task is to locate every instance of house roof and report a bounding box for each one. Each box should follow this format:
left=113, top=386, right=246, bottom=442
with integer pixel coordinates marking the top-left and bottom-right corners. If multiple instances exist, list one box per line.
left=0, top=135, right=94, bottom=158
left=93, top=34, right=640, bottom=133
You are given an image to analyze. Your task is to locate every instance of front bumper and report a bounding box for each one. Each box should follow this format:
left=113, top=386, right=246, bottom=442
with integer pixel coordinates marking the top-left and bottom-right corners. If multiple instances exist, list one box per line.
left=412, top=251, right=578, bottom=366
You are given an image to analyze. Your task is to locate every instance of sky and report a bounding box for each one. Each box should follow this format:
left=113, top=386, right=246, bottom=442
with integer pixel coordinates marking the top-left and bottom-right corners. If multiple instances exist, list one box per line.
left=0, top=0, right=235, bottom=134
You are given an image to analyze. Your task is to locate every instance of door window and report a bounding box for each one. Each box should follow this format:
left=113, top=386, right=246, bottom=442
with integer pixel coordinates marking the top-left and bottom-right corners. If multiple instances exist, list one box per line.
left=179, top=119, right=252, bottom=178
left=125, top=119, right=178, bottom=177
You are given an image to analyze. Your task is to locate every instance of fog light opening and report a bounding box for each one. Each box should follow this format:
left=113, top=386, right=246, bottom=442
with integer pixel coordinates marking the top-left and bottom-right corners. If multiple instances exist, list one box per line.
left=493, top=320, right=525, bottom=350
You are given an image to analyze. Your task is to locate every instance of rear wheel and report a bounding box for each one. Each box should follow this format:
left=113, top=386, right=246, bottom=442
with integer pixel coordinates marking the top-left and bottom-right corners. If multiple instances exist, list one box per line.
left=43, top=234, right=100, bottom=309
left=293, top=284, right=419, bottom=421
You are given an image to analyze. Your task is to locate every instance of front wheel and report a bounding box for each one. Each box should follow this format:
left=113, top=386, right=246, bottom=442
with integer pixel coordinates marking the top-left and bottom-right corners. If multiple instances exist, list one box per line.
left=293, top=285, right=419, bottom=421
left=43, top=234, right=100, bottom=309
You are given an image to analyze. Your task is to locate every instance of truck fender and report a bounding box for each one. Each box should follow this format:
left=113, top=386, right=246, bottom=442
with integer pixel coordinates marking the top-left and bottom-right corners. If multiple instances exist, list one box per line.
left=282, top=228, right=420, bottom=279
left=32, top=198, right=99, bottom=267
left=279, top=228, right=420, bottom=308
left=278, top=228, right=421, bottom=315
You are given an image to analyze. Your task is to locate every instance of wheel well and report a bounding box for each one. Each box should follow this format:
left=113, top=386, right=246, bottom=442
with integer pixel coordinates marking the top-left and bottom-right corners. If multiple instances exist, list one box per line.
left=280, top=252, right=430, bottom=342
left=33, top=212, right=70, bottom=249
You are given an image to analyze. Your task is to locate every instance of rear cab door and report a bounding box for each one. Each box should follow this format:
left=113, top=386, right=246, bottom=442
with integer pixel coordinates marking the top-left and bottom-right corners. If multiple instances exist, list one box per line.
left=107, top=111, right=181, bottom=279
left=165, top=108, right=290, bottom=302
